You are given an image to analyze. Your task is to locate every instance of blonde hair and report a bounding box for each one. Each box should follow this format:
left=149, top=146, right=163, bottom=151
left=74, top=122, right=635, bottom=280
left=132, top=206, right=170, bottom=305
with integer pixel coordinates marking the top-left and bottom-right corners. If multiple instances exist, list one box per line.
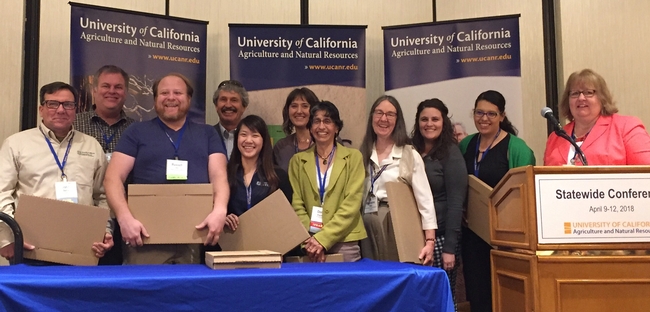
left=559, top=69, right=618, bottom=121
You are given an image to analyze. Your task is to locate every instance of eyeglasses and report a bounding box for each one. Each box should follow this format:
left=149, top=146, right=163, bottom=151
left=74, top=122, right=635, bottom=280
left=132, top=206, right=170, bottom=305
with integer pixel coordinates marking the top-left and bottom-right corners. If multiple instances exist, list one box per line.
left=373, top=110, right=397, bottom=120
left=312, top=118, right=334, bottom=126
left=42, top=100, right=76, bottom=110
left=218, top=79, right=244, bottom=88
left=569, top=89, right=596, bottom=99
left=473, top=109, right=499, bottom=119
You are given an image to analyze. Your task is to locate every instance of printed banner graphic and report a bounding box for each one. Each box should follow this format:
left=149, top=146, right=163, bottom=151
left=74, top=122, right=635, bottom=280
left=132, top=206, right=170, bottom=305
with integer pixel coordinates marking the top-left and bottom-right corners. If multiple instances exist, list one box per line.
left=229, top=25, right=366, bottom=147
left=70, top=4, right=207, bottom=123
left=536, top=173, right=650, bottom=244
left=383, top=16, right=522, bottom=136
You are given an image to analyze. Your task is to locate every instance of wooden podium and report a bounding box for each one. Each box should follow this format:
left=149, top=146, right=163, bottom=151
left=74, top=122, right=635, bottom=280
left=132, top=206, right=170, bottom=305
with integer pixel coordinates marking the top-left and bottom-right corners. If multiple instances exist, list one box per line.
left=474, top=166, right=650, bottom=312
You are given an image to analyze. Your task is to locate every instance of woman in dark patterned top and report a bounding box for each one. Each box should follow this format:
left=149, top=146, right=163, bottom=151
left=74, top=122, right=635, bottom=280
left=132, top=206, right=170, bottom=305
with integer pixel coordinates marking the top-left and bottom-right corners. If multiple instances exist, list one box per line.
left=411, top=98, right=467, bottom=310
left=272, top=88, right=319, bottom=172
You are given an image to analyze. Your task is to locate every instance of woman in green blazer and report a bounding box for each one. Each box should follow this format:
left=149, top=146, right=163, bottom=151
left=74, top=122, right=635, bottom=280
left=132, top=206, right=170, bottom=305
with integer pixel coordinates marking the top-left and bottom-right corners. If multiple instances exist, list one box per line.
left=288, top=101, right=367, bottom=262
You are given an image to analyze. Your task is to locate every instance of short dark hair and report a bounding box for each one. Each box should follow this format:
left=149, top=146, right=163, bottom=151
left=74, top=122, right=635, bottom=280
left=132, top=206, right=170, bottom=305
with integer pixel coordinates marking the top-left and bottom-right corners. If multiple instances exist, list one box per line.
left=212, top=79, right=249, bottom=107
left=281, top=87, right=320, bottom=135
left=307, top=101, right=344, bottom=138
left=94, top=65, right=129, bottom=87
left=152, top=73, right=194, bottom=100
left=39, top=82, right=78, bottom=105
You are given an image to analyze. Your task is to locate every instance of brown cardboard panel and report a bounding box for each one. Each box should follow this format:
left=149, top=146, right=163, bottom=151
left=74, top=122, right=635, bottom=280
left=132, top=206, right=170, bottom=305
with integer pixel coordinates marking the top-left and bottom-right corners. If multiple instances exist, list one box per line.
left=284, top=253, right=345, bottom=263
left=205, top=250, right=282, bottom=269
left=467, top=175, right=494, bottom=245
left=128, top=184, right=213, bottom=196
left=15, top=195, right=109, bottom=266
left=385, top=181, right=425, bottom=263
left=128, top=184, right=213, bottom=244
left=208, top=262, right=281, bottom=269
left=218, top=190, right=309, bottom=254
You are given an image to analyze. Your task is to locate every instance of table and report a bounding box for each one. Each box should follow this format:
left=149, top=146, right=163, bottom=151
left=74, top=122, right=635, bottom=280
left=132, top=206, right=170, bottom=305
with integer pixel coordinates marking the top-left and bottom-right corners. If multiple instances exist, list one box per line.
left=0, top=259, right=454, bottom=311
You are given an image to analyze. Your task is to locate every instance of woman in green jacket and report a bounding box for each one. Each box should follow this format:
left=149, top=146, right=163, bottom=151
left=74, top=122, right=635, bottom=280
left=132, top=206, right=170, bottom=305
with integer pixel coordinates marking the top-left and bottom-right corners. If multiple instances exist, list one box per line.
left=288, top=101, right=367, bottom=262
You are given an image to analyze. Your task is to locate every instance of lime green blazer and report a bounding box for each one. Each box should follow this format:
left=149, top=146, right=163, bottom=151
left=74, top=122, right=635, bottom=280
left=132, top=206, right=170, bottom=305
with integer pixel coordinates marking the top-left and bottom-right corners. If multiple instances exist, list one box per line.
left=288, top=143, right=367, bottom=250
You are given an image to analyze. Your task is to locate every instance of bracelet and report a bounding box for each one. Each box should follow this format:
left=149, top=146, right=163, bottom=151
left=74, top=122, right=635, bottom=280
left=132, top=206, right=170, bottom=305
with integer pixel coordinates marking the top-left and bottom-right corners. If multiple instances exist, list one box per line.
left=425, top=238, right=435, bottom=242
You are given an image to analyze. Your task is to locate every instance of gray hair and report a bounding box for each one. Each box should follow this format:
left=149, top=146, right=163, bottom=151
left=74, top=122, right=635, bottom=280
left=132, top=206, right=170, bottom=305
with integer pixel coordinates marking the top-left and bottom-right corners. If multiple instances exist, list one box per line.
left=452, top=121, right=467, bottom=134
left=212, top=80, right=249, bottom=107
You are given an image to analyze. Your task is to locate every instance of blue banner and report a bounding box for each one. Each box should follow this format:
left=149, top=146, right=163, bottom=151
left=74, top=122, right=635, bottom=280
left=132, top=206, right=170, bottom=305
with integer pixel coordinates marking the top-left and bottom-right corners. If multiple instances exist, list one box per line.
left=70, top=4, right=207, bottom=123
left=229, top=25, right=367, bottom=147
left=383, top=16, right=523, bottom=136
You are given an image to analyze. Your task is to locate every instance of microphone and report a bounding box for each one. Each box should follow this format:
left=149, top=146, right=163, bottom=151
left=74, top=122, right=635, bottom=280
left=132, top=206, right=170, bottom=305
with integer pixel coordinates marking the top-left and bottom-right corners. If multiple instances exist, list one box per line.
left=540, top=107, right=563, bottom=134
left=540, top=107, right=588, bottom=165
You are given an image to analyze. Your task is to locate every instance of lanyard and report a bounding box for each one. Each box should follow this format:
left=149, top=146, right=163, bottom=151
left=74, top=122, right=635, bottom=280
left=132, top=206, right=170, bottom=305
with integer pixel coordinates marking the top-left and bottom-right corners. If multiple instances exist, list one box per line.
left=41, top=129, right=74, bottom=181
left=246, top=183, right=253, bottom=210
left=294, top=136, right=299, bottom=153
left=102, top=133, right=115, bottom=148
left=158, top=119, right=188, bottom=159
left=570, top=126, right=589, bottom=164
left=100, top=130, right=115, bottom=152
left=245, top=171, right=256, bottom=210
left=570, top=126, right=590, bottom=142
left=473, top=129, right=501, bottom=177
left=94, top=120, right=116, bottom=152
left=316, top=146, right=336, bottom=205
left=370, top=164, right=389, bottom=194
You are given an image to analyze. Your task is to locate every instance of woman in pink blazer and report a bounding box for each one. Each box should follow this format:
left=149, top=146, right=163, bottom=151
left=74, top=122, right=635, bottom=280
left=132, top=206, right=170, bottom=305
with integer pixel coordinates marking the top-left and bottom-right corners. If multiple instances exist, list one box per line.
left=544, top=69, right=650, bottom=165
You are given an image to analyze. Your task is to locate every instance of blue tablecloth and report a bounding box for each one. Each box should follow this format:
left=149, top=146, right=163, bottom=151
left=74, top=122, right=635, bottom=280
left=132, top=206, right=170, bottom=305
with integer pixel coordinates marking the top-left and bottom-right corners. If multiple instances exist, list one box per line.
left=0, top=259, right=454, bottom=311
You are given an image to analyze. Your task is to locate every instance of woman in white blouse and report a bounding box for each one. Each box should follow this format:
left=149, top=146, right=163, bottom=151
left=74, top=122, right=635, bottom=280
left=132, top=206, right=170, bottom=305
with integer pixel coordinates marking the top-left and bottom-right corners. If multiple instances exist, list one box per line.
left=359, top=95, right=437, bottom=264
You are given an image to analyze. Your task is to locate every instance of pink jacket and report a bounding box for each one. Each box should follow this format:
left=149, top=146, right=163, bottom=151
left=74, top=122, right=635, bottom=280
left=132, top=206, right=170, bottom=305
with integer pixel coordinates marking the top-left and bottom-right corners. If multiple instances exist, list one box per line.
left=544, top=114, right=650, bottom=165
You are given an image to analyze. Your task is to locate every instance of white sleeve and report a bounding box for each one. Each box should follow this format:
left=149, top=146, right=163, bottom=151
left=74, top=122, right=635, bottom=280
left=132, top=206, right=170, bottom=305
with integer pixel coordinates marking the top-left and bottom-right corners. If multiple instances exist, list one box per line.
left=410, top=152, right=438, bottom=230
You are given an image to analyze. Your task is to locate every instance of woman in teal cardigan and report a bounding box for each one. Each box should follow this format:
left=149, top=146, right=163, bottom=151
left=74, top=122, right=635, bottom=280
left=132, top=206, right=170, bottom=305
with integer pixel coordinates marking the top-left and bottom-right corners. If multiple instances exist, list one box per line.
left=289, top=101, right=367, bottom=262
left=459, top=90, right=535, bottom=312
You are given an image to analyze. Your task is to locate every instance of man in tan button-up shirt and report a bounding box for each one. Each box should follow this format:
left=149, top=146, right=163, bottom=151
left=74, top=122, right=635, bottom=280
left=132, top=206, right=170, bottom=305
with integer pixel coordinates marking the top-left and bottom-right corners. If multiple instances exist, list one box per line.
left=0, top=82, right=113, bottom=261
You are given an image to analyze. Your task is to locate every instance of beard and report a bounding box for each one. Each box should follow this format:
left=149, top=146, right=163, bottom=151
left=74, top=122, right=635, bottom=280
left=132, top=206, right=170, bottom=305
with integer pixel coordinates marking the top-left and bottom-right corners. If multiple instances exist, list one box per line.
left=156, top=101, right=190, bottom=123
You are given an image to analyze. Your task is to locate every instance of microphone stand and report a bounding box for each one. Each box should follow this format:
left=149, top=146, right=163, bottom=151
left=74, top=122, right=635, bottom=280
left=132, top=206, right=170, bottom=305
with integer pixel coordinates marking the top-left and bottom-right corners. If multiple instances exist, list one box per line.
left=555, top=129, right=588, bottom=166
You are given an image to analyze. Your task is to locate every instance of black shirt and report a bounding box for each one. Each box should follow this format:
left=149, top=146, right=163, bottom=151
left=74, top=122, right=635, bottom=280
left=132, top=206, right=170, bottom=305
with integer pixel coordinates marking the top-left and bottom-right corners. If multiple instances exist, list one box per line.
left=463, top=134, right=511, bottom=188
left=227, top=167, right=293, bottom=216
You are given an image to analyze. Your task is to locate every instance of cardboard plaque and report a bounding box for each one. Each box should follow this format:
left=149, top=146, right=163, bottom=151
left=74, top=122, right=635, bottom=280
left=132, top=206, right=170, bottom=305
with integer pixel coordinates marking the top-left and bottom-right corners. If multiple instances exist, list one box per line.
left=218, top=190, right=310, bottom=255
left=205, top=250, right=282, bottom=270
left=467, top=175, right=494, bottom=245
left=15, top=195, right=109, bottom=266
left=128, top=184, right=213, bottom=244
left=385, top=181, right=426, bottom=263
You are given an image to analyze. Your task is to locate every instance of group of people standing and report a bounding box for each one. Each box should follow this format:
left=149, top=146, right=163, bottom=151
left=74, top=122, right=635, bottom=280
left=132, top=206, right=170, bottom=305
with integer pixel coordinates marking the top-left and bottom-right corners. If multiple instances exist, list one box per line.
left=2, top=64, right=650, bottom=311
left=268, top=86, right=522, bottom=311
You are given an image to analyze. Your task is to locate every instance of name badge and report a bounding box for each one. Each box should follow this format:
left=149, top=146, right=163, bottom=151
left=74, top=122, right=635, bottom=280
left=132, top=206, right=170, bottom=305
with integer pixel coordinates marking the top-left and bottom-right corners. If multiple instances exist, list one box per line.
left=309, top=206, right=323, bottom=233
left=364, top=192, right=378, bottom=214
left=166, top=159, right=188, bottom=180
left=105, top=152, right=112, bottom=162
left=55, top=181, right=79, bottom=203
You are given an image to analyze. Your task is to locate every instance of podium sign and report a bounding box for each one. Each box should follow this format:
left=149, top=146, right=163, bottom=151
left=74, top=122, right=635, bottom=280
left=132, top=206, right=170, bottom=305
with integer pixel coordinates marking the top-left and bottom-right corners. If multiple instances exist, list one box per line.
left=535, top=173, right=650, bottom=244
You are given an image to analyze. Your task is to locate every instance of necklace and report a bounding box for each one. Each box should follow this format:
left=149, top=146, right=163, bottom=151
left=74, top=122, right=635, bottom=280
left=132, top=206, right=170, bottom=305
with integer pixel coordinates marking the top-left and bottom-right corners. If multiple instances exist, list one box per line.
left=294, top=136, right=313, bottom=153
left=316, top=146, right=335, bottom=165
